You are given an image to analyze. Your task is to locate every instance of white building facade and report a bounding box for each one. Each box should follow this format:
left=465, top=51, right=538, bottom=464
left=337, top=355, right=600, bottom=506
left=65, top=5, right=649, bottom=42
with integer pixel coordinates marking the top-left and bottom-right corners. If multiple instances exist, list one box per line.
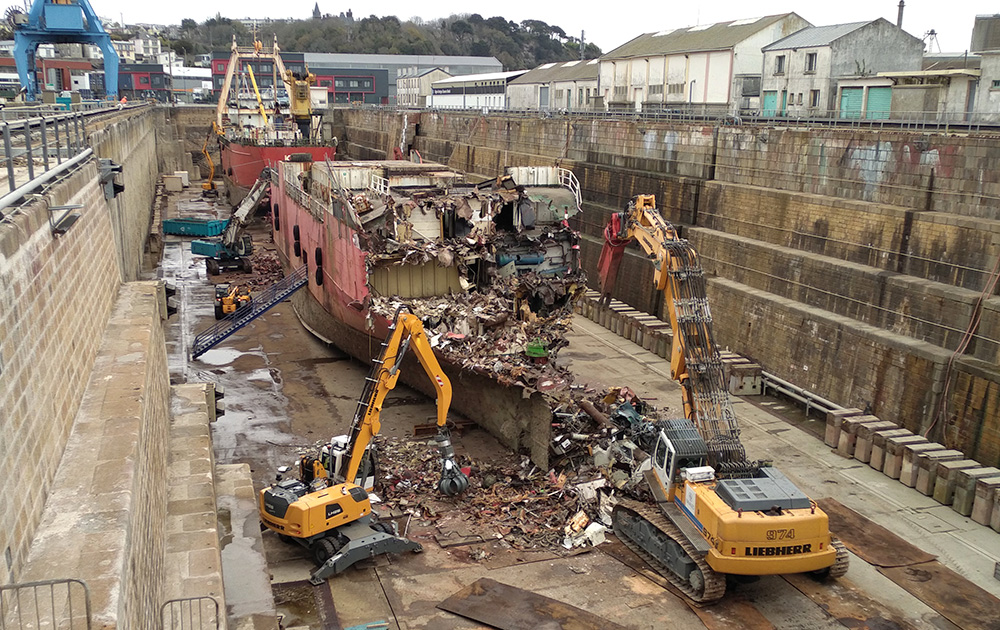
left=507, top=60, right=599, bottom=110
left=598, top=13, right=810, bottom=114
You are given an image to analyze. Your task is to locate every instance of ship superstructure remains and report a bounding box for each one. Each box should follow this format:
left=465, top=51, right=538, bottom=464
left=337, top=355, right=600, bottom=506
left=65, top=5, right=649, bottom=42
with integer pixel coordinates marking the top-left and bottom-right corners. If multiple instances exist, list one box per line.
left=271, top=159, right=586, bottom=464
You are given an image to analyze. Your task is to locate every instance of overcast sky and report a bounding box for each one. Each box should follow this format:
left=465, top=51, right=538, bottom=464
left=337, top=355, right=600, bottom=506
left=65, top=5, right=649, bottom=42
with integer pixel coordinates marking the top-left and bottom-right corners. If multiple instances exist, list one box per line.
left=93, top=1, right=995, bottom=56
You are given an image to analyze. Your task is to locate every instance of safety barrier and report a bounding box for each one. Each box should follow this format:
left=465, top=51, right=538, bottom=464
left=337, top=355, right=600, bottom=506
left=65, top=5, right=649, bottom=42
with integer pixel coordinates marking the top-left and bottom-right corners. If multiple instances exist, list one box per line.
left=0, top=577, right=91, bottom=629
left=160, top=596, right=219, bottom=630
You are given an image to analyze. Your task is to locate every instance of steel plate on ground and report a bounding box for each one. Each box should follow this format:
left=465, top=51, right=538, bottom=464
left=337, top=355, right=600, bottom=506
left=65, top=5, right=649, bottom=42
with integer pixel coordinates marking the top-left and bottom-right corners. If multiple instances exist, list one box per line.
left=600, top=537, right=773, bottom=627
left=437, top=577, right=627, bottom=630
left=879, top=562, right=1000, bottom=630
left=783, top=572, right=918, bottom=630
left=816, top=498, right=936, bottom=567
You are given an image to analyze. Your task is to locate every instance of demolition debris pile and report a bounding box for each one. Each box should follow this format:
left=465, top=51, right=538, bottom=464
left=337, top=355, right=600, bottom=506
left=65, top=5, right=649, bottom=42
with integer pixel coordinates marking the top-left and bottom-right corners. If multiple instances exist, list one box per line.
left=365, top=388, right=676, bottom=556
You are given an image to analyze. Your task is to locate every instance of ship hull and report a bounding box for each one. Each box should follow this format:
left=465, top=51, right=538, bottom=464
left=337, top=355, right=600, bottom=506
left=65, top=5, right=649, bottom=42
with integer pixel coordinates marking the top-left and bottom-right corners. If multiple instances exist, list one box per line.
left=220, top=140, right=336, bottom=204
left=271, top=166, right=555, bottom=468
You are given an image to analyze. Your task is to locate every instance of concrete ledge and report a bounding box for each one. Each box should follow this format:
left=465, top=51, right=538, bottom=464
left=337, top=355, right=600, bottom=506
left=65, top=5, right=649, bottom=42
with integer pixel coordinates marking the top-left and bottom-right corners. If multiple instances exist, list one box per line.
left=824, top=408, right=863, bottom=447
left=165, top=383, right=227, bottom=625
left=855, top=420, right=897, bottom=463
left=870, top=428, right=910, bottom=471
left=20, top=282, right=170, bottom=630
left=837, top=415, right=879, bottom=458
left=216, top=464, right=279, bottom=630
left=883, top=435, right=929, bottom=479
left=953, top=468, right=1000, bottom=516
left=933, top=460, right=981, bottom=505
left=971, top=476, right=1000, bottom=526
left=900, top=443, right=947, bottom=488
left=915, top=450, right=965, bottom=496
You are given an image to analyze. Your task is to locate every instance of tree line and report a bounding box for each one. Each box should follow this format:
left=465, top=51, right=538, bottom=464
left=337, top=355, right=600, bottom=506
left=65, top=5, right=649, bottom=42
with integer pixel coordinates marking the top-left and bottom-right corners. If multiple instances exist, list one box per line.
left=167, top=13, right=601, bottom=70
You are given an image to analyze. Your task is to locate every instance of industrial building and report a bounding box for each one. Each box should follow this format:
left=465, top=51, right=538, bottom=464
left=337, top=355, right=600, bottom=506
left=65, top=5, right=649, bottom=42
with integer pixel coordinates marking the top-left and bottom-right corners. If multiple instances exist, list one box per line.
left=760, top=19, right=923, bottom=118
left=507, top=59, right=600, bottom=110
left=598, top=13, right=810, bottom=114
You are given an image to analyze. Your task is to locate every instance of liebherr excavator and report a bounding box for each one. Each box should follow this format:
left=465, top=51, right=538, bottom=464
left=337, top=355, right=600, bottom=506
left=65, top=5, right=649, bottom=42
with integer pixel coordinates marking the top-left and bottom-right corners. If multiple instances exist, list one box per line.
left=598, top=195, right=848, bottom=603
left=258, top=306, right=469, bottom=585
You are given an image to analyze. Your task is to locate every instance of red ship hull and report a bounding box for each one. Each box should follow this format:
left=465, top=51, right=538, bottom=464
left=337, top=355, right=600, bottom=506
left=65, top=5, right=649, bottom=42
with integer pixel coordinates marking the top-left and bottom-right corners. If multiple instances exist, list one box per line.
left=220, top=140, right=336, bottom=203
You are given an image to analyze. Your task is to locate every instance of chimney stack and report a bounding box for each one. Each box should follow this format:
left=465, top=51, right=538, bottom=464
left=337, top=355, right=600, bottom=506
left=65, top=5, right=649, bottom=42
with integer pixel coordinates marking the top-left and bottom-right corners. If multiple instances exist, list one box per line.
left=897, top=1, right=905, bottom=28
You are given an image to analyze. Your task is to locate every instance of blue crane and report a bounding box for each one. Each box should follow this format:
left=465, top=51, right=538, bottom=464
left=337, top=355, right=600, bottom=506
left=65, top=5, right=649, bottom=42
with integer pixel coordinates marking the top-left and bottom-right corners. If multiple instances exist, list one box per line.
left=13, top=0, right=119, bottom=101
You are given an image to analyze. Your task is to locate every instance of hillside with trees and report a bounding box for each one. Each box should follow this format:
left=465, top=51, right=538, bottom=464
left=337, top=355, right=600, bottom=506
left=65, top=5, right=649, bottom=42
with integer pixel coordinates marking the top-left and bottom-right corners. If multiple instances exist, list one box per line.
left=168, top=13, right=601, bottom=69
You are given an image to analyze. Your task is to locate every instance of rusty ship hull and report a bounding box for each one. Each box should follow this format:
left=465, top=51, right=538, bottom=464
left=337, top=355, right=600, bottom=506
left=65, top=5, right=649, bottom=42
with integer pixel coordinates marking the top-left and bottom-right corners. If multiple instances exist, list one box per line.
left=270, top=159, right=586, bottom=467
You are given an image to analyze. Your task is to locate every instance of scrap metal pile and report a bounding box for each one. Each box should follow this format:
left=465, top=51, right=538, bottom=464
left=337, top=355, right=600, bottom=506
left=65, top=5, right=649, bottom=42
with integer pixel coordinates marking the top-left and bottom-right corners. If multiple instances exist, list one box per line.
left=359, top=388, right=675, bottom=557
left=360, top=178, right=587, bottom=398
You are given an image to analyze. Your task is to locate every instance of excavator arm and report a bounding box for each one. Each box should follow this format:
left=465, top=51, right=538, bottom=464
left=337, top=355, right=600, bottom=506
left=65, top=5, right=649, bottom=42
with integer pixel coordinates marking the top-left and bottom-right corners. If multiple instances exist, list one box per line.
left=598, top=196, right=749, bottom=472
left=221, top=167, right=272, bottom=250
left=338, top=306, right=469, bottom=495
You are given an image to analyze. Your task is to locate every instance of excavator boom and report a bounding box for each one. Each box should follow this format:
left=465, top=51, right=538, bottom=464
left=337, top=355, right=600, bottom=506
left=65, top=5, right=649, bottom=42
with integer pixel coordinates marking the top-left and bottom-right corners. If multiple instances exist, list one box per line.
left=338, top=307, right=464, bottom=494
left=598, top=196, right=747, bottom=470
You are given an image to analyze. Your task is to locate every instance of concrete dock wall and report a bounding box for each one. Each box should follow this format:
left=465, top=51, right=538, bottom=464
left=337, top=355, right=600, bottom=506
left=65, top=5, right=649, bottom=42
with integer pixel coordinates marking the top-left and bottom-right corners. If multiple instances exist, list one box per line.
left=0, top=163, right=121, bottom=584
left=19, top=282, right=171, bottom=629
left=337, top=108, right=1000, bottom=467
left=0, top=107, right=169, bottom=595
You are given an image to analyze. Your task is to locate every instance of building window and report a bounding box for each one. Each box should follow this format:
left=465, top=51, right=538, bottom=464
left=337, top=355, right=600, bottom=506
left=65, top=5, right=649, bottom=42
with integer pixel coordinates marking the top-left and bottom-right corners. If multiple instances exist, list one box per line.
left=809, top=89, right=820, bottom=107
left=805, top=53, right=817, bottom=73
left=797, top=93, right=803, bottom=105
left=775, top=55, right=785, bottom=75
left=668, top=83, right=684, bottom=95
left=993, top=80, right=1000, bottom=89
left=741, top=76, right=761, bottom=97
left=649, top=84, right=663, bottom=94
left=613, top=85, right=626, bottom=98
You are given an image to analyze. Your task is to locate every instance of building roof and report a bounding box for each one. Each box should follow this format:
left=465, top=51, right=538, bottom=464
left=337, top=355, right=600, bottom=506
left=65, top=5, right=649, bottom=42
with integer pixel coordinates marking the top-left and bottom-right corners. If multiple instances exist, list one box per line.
left=762, top=21, right=871, bottom=51
left=509, top=59, right=599, bottom=85
left=399, top=67, right=452, bottom=79
left=878, top=68, right=980, bottom=78
left=922, top=53, right=981, bottom=71
left=432, top=70, right=527, bottom=84
left=302, top=53, right=502, bottom=68
left=603, top=13, right=802, bottom=58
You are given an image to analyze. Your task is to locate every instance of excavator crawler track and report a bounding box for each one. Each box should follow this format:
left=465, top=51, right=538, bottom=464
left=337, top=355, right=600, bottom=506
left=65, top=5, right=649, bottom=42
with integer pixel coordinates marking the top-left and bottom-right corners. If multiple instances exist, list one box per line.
left=613, top=499, right=725, bottom=604
left=827, top=538, right=849, bottom=579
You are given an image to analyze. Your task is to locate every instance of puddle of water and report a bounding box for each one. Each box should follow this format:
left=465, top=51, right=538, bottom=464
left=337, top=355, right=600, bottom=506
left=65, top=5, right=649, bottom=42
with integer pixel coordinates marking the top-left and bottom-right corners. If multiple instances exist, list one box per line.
left=247, top=368, right=275, bottom=382
left=198, top=347, right=251, bottom=366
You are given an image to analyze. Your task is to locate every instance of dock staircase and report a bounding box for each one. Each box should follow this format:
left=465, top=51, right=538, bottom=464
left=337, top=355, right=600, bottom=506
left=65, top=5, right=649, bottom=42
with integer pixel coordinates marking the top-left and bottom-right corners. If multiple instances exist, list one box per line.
left=191, top=265, right=308, bottom=359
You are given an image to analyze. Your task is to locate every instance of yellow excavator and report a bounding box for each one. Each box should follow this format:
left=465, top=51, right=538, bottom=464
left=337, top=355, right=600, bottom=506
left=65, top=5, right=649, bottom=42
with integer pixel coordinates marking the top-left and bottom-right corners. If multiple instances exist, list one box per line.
left=597, top=195, right=848, bottom=603
left=214, top=283, right=251, bottom=319
left=258, top=306, right=470, bottom=585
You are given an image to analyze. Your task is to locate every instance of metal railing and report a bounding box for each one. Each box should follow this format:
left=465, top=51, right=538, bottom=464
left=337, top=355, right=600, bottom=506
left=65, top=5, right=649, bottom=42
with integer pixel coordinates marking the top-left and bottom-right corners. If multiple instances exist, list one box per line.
left=0, top=577, right=91, bottom=629
left=191, top=265, right=309, bottom=358
left=0, top=111, right=87, bottom=195
left=761, top=370, right=842, bottom=418
left=160, top=596, right=219, bottom=630
left=347, top=103, right=1000, bottom=134
left=558, top=167, right=582, bottom=209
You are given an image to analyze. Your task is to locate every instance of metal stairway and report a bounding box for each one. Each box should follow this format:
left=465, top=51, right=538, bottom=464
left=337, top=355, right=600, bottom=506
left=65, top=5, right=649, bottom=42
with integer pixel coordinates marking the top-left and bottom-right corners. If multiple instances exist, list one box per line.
left=191, top=265, right=308, bottom=359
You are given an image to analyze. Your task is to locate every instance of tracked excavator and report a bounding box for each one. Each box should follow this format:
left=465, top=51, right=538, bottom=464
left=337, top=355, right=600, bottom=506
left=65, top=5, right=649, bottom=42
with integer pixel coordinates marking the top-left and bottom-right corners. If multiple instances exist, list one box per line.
left=597, top=195, right=848, bottom=603
left=191, top=167, right=273, bottom=275
left=258, top=306, right=470, bottom=585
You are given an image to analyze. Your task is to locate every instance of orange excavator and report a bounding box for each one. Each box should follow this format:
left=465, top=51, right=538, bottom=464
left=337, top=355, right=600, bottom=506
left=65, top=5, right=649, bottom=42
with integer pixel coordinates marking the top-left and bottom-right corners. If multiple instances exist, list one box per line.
left=597, top=195, right=847, bottom=603
left=258, top=305, right=469, bottom=584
